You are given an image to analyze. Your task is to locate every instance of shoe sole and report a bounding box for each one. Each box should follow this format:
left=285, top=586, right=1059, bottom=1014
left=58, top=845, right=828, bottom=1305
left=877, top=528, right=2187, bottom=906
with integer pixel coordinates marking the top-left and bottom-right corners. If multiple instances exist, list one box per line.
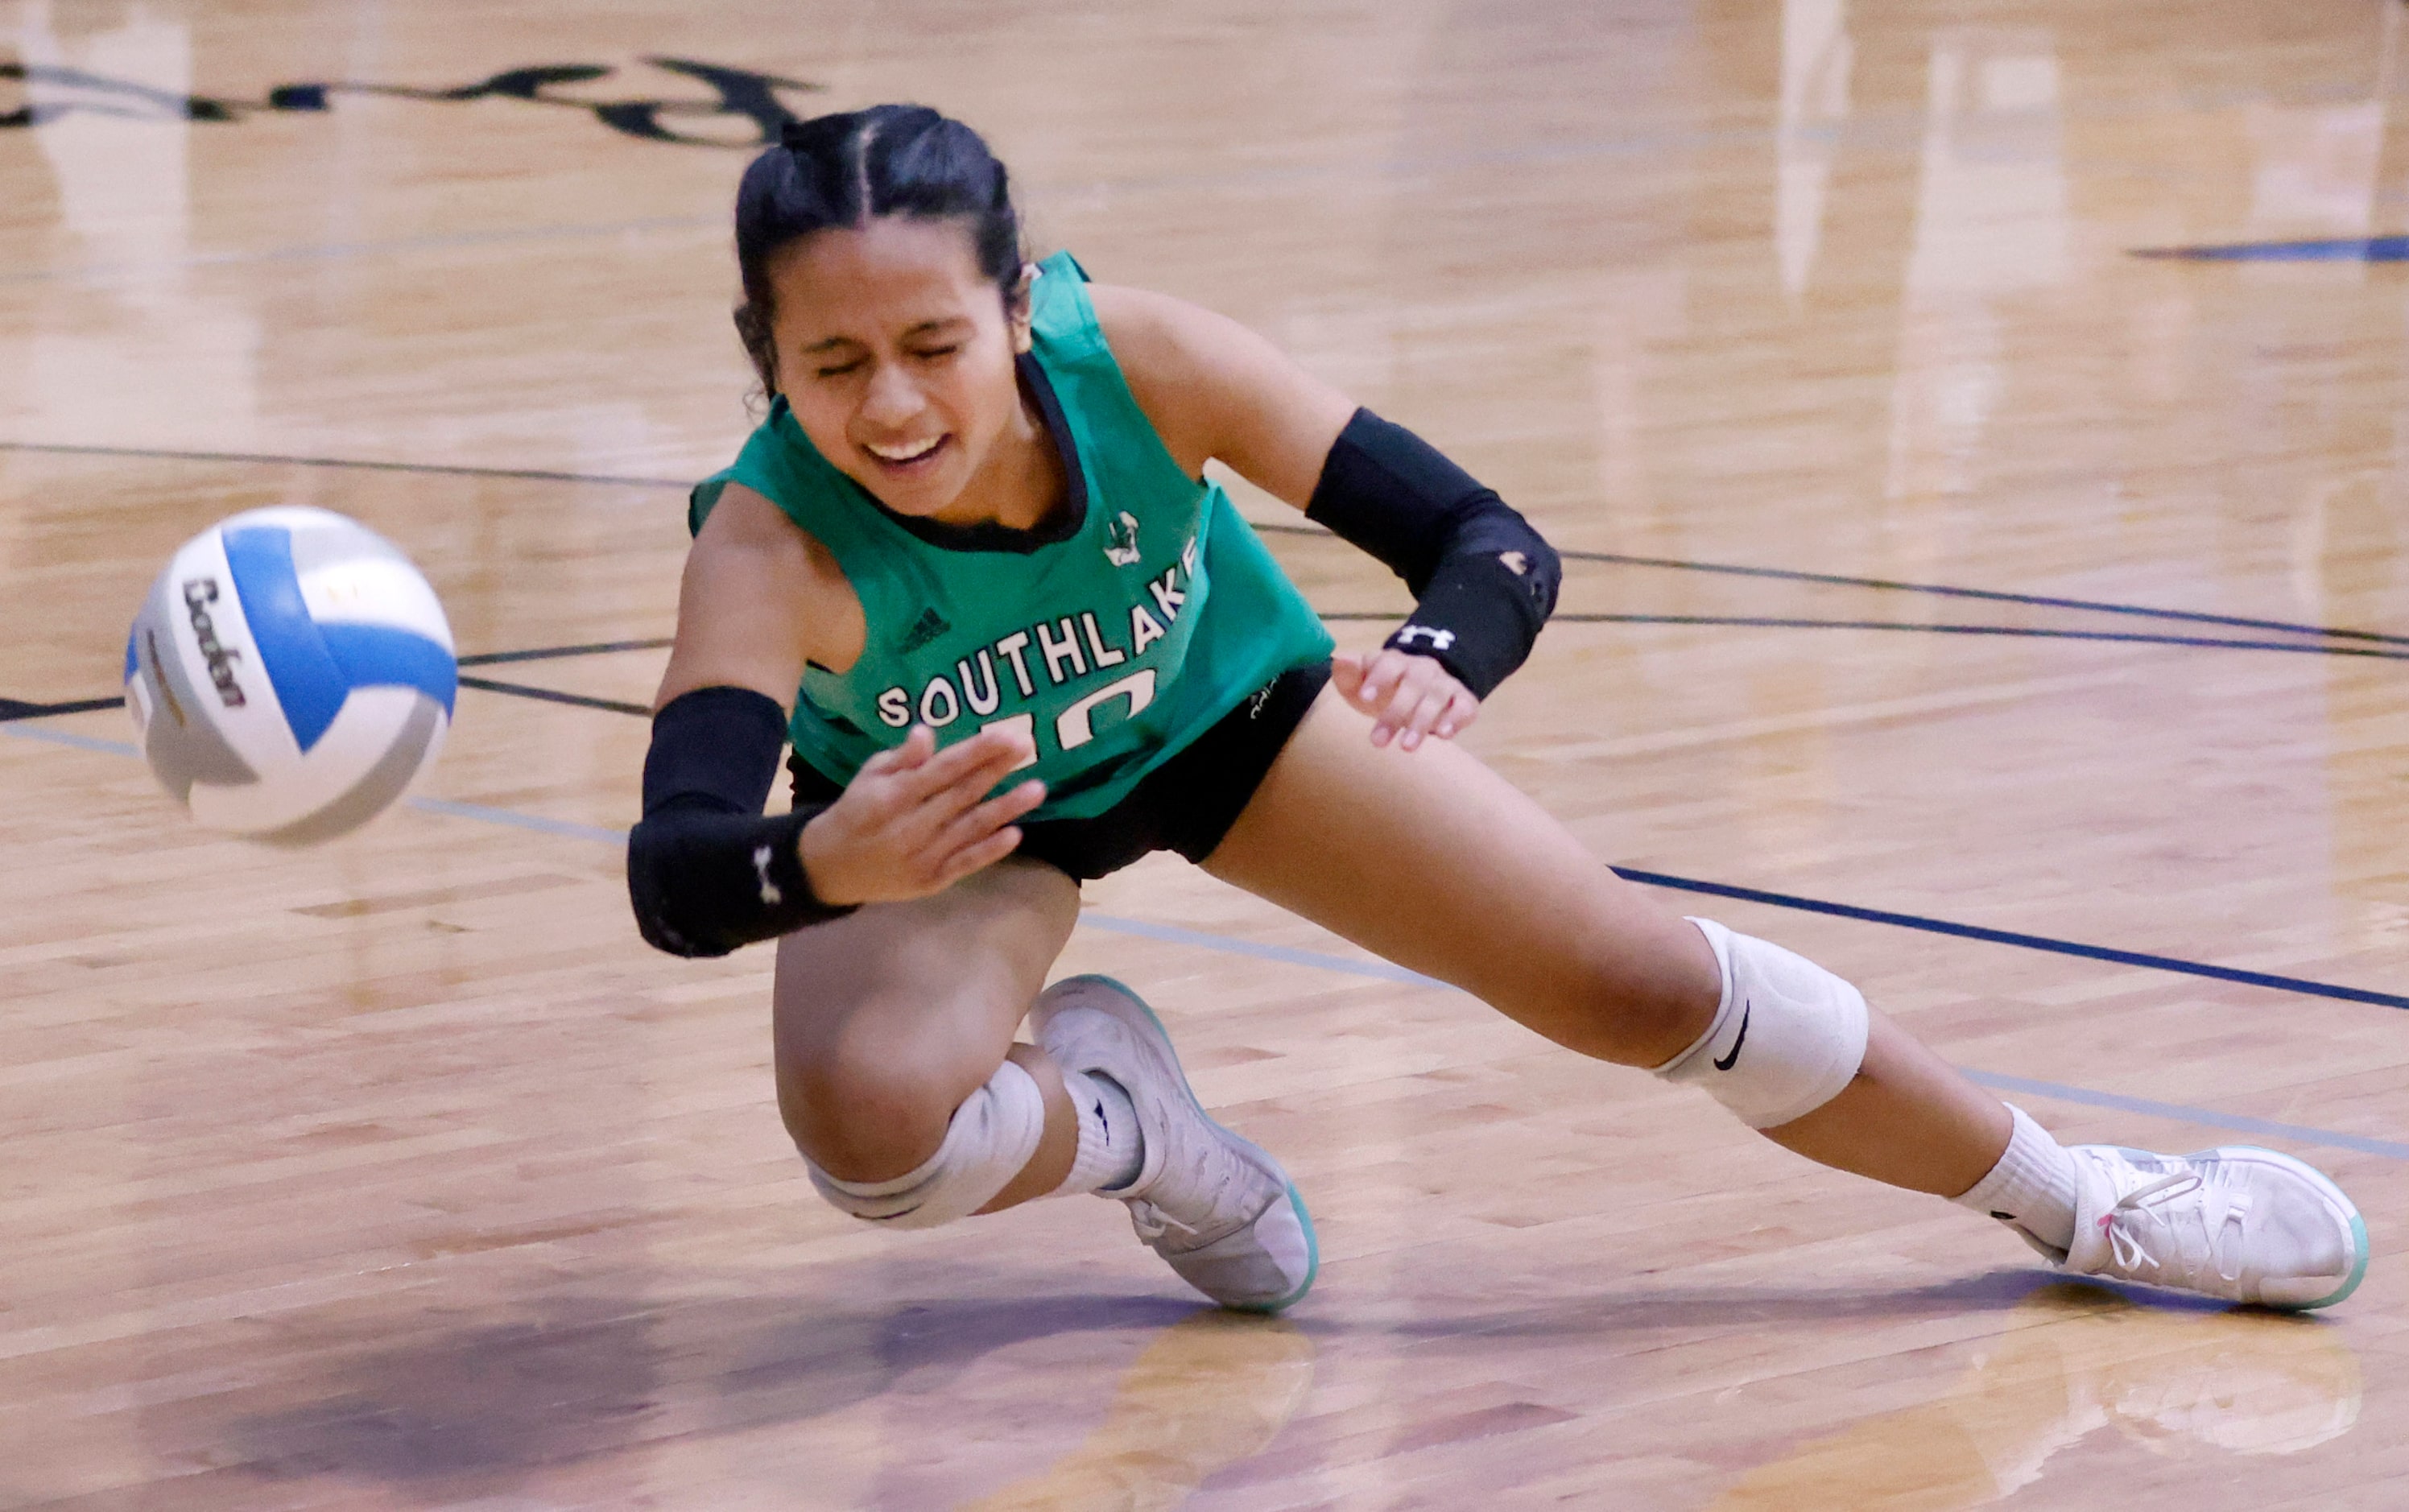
left=2108, top=1143, right=2369, bottom=1312
left=1039, top=974, right=1320, bottom=1315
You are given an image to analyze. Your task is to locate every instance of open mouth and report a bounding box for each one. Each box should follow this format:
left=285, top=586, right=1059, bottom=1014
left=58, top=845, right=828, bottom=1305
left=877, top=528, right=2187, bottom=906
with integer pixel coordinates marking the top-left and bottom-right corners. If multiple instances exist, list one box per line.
left=862, top=434, right=949, bottom=473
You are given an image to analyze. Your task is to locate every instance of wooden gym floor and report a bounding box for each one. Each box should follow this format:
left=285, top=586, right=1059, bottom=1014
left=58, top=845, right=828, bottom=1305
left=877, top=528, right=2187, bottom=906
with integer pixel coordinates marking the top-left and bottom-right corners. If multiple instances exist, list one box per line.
left=5, top=0, right=2409, bottom=1506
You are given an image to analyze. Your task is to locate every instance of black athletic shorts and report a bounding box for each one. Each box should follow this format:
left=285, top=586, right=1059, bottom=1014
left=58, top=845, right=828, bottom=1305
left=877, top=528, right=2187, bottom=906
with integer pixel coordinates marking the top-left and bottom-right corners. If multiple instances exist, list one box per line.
left=789, top=659, right=1332, bottom=882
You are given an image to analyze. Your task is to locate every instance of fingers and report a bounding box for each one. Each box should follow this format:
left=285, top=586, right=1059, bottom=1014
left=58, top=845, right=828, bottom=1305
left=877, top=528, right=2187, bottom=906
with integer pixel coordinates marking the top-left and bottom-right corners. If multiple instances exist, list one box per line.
left=884, top=722, right=1034, bottom=806
left=816, top=729, right=1048, bottom=903
left=1337, top=651, right=1481, bottom=750
left=1432, top=685, right=1479, bottom=742
left=1351, top=650, right=1408, bottom=715
left=858, top=722, right=936, bottom=776
left=1330, top=651, right=1366, bottom=701
left=1393, top=684, right=1456, bottom=751
left=930, top=824, right=1026, bottom=890
left=1375, top=660, right=1442, bottom=747
left=932, top=779, right=1046, bottom=860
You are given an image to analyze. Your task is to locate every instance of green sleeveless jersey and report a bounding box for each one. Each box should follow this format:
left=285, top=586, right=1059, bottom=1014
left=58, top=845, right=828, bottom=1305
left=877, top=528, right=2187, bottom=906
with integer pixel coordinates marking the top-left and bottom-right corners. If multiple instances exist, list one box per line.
left=689, top=250, right=1334, bottom=821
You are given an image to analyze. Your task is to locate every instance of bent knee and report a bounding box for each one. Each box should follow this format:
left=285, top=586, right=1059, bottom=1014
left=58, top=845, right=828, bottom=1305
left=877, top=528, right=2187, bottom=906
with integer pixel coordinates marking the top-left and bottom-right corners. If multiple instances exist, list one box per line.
left=776, top=1026, right=978, bottom=1182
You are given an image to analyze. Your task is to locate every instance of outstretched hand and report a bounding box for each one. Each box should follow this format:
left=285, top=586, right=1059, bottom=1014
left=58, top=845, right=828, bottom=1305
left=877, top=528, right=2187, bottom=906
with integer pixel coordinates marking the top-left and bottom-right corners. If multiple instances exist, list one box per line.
left=800, top=724, right=1046, bottom=906
left=1332, top=650, right=1480, bottom=750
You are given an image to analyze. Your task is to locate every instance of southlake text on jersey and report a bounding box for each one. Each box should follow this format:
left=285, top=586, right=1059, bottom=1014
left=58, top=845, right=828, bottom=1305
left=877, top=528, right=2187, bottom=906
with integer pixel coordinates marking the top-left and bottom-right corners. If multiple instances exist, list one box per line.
left=868, top=528, right=1200, bottom=758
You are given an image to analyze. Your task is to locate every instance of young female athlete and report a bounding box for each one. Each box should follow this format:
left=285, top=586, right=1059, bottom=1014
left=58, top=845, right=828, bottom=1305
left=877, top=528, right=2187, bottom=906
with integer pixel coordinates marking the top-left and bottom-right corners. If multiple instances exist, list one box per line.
left=628, top=105, right=2366, bottom=1316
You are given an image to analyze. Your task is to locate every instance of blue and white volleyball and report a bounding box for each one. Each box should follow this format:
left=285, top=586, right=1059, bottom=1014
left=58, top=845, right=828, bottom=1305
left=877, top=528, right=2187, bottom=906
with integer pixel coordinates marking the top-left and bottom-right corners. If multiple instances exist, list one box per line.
left=123, top=506, right=457, bottom=846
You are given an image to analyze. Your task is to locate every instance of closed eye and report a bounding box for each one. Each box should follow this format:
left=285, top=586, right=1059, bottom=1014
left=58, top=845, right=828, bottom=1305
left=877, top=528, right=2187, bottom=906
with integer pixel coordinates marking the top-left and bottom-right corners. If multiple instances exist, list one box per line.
left=814, top=357, right=866, bottom=378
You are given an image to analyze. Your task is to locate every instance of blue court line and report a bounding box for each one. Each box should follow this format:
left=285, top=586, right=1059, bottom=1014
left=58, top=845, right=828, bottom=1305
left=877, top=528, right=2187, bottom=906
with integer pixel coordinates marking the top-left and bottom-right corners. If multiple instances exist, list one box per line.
left=0, top=725, right=629, bottom=843
left=1610, top=867, right=2409, bottom=1013
left=6, top=725, right=138, bottom=756
left=400, top=796, right=628, bottom=845
left=9, top=720, right=2404, bottom=1160
left=1078, top=914, right=1448, bottom=988
left=1089, top=903, right=2409, bottom=1160
left=14, top=720, right=2403, bottom=1010
left=1964, top=1072, right=2409, bottom=1160
left=2132, top=236, right=2409, bottom=262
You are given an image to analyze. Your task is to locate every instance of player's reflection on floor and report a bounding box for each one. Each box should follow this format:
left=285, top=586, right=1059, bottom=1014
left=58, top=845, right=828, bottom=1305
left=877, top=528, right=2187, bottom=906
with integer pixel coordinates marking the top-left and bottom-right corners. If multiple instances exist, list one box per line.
left=959, top=1311, right=1316, bottom=1510
left=1711, top=1282, right=2362, bottom=1509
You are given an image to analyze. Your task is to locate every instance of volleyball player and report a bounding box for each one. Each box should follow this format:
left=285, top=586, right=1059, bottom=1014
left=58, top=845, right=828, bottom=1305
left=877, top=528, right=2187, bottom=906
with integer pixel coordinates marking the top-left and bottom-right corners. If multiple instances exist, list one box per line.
left=626, top=105, right=2366, bottom=1316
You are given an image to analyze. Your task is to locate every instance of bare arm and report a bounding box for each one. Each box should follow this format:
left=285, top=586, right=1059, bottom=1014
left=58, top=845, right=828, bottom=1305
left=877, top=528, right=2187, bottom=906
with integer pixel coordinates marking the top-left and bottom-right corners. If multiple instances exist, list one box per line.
left=1087, top=282, right=1355, bottom=507
left=1089, top=283, right=1481, bottom=751
left=643, top=482, right=1042, bottom=915
left=654, top=482, right=862, bottom=713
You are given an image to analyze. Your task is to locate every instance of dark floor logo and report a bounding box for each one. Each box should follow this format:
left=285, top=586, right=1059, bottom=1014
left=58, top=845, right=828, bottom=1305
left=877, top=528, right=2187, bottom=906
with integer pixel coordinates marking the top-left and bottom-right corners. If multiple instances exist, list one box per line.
left=0, top=56, right=820, bottom=147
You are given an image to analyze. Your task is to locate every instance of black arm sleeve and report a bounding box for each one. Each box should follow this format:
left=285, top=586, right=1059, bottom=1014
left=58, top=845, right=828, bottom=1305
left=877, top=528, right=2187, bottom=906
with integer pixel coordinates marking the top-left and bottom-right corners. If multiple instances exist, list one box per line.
left=626, top=685, right=857, bottom=957
left=1304, top=408, right=1561, bottom=698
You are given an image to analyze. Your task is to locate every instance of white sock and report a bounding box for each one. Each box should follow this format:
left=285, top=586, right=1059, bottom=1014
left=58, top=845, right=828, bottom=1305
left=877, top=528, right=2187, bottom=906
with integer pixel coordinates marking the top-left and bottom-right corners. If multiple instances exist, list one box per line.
left=1054, top=1067, right=1144, bottom=1196
left=1952, top=1103, right=2079, bottom=1253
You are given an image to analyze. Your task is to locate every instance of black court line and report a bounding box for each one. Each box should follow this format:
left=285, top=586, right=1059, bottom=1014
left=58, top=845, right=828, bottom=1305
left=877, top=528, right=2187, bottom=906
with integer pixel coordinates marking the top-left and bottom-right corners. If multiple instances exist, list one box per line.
left=455, top=675, right=648, bottom=716
left=14, top=437, right=2402, bottom=648
left=1316, top=611, right=2409, bottom=662
left=0, top=695, right=125, bottom=723
left=13, top=663, right=2405, bottom=1013
left=1257, top=523, right=2409, bottom=647
left=2, top=638, right=672, bottom=722
left=0, top=440, right=688, bottom=491
left=21, top=599, right=2400, bottom=730
left=2, top=680, right=653, bottom=720
left=457, top=637, right=671, bottom=667
left=1612, top=866, right=2409, bottom=1013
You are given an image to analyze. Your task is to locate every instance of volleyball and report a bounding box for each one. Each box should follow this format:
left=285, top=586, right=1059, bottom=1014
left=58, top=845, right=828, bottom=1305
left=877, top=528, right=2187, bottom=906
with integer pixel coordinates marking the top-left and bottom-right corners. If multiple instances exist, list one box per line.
left=122, top=506, right=457, bottom=846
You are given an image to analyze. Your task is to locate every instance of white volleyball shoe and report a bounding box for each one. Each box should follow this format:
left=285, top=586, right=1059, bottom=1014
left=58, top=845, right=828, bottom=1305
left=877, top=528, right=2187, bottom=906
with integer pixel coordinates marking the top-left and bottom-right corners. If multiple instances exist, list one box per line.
left=1030, top=975, right=1318, bottom=1313
left=2047, top=1145, right=2367, bottom=1311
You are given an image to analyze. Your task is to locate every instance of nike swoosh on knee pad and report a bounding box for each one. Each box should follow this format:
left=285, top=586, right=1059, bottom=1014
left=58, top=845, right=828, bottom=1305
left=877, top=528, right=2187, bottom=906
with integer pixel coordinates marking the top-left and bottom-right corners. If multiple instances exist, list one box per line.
left=1713, top=999, right=1751, bottom=1071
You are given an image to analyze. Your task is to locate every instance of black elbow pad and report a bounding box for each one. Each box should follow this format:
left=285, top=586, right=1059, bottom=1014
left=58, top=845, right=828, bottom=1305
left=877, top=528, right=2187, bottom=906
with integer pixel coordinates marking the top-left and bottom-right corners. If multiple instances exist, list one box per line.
left=626, top=687, right=853, bottom=956
left=628, top=804, right=824, bottom=957
left=1308, top=408, right=1562, bottom=697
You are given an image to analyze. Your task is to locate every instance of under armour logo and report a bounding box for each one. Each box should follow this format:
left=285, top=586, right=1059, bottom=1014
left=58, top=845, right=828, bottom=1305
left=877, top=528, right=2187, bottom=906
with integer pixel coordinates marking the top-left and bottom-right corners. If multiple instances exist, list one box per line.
left=1393, top=625, right=1457, bottom=652
left=751, top=844, right=783, bottom=907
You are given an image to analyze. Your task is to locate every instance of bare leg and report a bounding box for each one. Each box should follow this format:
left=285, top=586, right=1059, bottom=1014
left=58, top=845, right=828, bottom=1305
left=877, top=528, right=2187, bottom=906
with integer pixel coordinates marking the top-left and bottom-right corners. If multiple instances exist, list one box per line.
left=1204, top=688, right=2010, bottom=1196
left=1764, top=1016, right=2010, bottom=1196
left=773, top=855, right=1085, bottom=1211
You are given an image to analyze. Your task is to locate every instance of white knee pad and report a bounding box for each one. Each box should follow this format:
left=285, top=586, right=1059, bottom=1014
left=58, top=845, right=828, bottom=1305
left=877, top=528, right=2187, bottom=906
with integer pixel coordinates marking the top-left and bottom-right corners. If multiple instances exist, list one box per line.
left=806, top=1058, right=1046, bottom=1229
left=1653, top=917, right=1870, bottom=1129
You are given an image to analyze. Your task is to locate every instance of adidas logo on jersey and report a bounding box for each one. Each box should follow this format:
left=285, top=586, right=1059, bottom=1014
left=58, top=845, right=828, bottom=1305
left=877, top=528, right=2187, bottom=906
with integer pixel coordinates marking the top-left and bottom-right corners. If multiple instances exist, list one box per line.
left=899, top=606, right=952, bottom=654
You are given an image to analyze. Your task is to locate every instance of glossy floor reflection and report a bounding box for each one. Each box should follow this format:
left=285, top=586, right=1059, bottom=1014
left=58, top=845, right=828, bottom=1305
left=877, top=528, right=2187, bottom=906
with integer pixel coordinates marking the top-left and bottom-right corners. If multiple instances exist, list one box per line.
left=1711, top=1283, right=2363, bottom=1509
left=963, top=1313, right=1317, bottom=1511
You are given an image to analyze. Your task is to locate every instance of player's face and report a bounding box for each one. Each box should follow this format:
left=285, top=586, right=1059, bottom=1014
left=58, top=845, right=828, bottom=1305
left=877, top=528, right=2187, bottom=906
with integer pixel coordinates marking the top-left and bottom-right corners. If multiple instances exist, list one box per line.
left=767, top=218, right=1031, bottom=524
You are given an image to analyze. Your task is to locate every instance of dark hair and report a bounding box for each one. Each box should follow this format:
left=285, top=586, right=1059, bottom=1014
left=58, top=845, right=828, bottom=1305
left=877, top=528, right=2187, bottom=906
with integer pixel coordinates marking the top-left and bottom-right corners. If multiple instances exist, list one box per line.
left=733, top=104, right=1023, bottom=395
